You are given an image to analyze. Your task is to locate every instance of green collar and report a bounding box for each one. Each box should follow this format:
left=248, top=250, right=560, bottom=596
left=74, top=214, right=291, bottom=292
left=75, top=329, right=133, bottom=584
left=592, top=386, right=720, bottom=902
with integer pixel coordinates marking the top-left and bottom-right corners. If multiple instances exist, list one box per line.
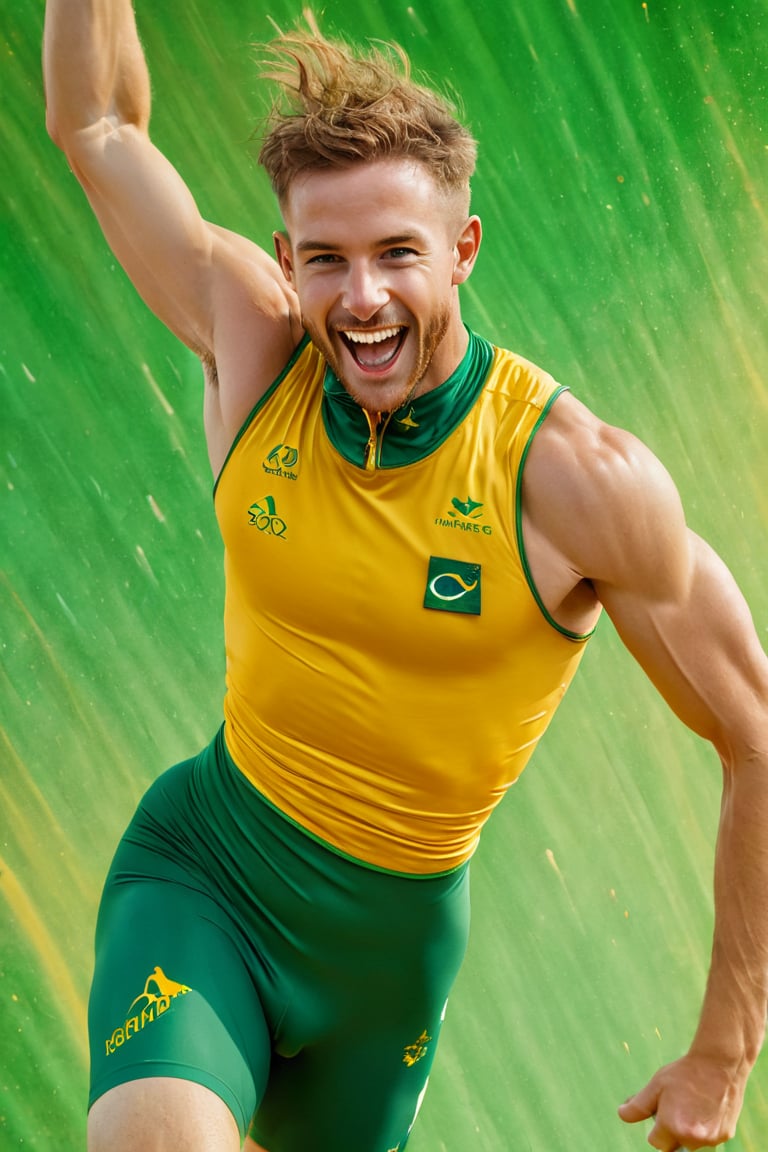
left=321, top=329, right=494, bottom=469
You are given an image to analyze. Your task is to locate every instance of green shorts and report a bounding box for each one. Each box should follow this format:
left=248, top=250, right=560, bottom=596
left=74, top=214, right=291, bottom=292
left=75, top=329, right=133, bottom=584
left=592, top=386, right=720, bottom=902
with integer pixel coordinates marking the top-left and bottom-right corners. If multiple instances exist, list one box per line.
left=88, top=727, right=471, bottom=1151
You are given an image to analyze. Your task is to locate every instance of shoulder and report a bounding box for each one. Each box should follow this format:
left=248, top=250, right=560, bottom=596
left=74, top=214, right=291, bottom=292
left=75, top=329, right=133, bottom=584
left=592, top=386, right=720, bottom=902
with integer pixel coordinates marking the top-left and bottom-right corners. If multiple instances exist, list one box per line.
left=202, top=225, right=304, bottom=470
left=487, top=343, right=560, bottom=397
left=208, top=224, right=301, bottom=339
left=523, top=390, right=689, bottom=596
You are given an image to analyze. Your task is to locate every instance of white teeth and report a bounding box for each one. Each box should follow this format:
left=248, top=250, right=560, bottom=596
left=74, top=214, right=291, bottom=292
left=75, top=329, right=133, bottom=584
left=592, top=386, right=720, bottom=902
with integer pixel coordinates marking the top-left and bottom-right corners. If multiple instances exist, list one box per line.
left=343, top=326, right=402, bottom=344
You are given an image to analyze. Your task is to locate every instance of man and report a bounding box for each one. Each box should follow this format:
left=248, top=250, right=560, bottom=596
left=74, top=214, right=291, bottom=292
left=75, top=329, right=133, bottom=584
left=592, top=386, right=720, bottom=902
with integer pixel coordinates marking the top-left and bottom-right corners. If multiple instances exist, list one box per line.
left=43, top=4, right=768, bottom=1151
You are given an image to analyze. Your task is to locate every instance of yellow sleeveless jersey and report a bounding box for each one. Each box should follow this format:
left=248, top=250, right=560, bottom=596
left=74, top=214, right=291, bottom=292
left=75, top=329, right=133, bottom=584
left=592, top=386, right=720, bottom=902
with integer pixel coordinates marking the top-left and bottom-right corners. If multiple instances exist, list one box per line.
left=214, top=330, right=597, bottom=875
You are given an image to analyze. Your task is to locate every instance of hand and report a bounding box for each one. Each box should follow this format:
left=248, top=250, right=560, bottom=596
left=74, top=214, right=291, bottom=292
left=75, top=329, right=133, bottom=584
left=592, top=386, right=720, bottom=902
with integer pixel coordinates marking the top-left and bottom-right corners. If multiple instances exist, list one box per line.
left=618, top=1052, right=746, bottom=1150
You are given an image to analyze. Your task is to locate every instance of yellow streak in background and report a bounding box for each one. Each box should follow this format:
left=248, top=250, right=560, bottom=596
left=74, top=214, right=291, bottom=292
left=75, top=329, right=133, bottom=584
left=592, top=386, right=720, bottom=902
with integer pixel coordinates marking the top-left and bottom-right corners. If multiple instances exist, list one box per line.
left=696, top=244, right=768, bottom=411
left=0, top=729, right=94, bottom=907
left=0, top=572, right=92, bottom=730
left=703, top=98, right=766, bottom=227
left=141, top=361, right=175, bottom=415
left=0, top=854, right=88, bottom=1062
left=545, top=847, right=584, bottom=929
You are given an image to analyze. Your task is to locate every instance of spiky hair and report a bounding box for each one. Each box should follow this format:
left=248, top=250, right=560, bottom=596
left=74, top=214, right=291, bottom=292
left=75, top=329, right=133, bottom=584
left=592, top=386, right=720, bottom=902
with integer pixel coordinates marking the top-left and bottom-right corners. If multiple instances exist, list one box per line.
left=256, top=14, right=477, bottom=204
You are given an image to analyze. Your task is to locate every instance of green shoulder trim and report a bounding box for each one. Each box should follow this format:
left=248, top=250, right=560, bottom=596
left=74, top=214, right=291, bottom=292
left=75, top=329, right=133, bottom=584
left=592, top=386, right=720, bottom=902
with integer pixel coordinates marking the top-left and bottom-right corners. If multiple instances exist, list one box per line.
left=515, top=385, right=598, bottom=642
left=212, top=334, right=311, bottom=499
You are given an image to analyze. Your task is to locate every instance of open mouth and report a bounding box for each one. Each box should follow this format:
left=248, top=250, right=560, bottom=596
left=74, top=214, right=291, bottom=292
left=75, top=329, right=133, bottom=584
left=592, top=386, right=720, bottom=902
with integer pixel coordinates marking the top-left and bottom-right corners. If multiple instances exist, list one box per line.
left=339, top=326, right=407, bottom=372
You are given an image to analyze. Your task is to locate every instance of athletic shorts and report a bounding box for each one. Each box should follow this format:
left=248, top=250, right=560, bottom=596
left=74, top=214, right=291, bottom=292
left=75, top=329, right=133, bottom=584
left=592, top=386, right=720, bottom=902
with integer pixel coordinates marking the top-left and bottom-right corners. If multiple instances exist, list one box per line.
left=88, top=727, right=471, bottom=1151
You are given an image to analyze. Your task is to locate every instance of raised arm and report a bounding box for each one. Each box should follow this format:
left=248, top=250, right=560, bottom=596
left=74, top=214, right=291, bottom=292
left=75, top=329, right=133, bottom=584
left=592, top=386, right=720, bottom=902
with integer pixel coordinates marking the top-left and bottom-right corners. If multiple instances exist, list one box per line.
left=44, top=0, right=222, bottom=352
left=524, top=393, right=768, bottom=1149
left=43, top=0, right=299, bottom=462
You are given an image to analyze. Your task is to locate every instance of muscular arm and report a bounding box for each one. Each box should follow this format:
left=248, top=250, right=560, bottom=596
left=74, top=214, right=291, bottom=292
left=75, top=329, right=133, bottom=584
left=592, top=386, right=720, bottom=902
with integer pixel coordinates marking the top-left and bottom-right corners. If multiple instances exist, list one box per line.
left=43, top=0, right=218, bottom=351
left=43, top=0, right=149, bottom=139
left=600, top=530, right=768, bottom=1147
left=524, top=393, right=768, bottom=1149
left=606, top=540, right=768, bottom=1149
left=43, top=0, right=299, bottom=458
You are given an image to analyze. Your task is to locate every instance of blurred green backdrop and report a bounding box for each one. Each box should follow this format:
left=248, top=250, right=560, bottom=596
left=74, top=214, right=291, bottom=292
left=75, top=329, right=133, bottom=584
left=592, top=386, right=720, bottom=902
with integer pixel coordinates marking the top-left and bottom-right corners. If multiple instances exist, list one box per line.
left=2, top=1, right=767, bottom=1148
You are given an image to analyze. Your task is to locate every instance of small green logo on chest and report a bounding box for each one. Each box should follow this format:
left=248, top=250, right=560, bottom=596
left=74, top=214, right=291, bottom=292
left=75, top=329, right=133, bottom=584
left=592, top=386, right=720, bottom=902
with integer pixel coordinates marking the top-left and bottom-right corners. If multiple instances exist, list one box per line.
left=434, top=496, right=493, bottom=536
left=424, top=557, right=481, bottom=615
left=451, top=496, right=482, bottom=517
left=263, top=443, right=300, bottom=479
left=247, top=495, right=287, bottom=537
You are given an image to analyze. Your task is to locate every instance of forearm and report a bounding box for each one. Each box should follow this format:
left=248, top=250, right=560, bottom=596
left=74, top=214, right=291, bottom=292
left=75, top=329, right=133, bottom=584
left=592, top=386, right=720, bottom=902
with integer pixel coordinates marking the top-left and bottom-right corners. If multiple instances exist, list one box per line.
left=44, top=0, right=150, bottom=147
left=690, top=751, right=768, bottom=1073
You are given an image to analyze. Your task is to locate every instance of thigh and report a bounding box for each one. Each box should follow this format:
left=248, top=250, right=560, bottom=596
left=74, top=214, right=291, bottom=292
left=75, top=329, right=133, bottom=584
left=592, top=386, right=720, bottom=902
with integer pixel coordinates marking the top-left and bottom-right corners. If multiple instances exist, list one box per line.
left=250, top=864, right=471, bottom=1152
left=89, top=872, right=271, bottom=1140
left=88, top=1076, right=240, bottom=1152
left=251, top=997, right=448, bottom=1152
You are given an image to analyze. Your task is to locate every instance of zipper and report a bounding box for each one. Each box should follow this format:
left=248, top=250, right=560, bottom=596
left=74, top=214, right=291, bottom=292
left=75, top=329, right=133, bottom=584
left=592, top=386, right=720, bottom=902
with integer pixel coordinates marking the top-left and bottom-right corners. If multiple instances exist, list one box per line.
left=362, top=411, right=394, bottom=471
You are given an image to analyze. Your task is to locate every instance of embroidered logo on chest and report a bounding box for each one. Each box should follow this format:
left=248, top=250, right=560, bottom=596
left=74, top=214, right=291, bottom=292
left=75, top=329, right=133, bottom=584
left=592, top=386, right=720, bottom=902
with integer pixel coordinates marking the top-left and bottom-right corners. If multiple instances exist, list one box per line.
left=262, top=443, right=300, bottom=480
left=247, top=495, right=288, bottom=538
left=434, top=495, right=493, bottom=536
left=424, top=557, right=481, bottom=615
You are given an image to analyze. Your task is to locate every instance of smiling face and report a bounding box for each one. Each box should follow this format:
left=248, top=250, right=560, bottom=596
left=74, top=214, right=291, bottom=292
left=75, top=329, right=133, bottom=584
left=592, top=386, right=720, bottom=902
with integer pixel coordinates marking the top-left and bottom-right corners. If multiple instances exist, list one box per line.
left=275, top=159, right=481, bottom=414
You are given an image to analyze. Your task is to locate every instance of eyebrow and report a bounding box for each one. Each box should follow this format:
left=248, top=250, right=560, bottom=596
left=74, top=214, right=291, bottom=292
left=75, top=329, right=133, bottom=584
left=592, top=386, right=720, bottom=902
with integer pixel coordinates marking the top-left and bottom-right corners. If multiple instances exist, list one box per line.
left=295, top=233, right=424, bottom=254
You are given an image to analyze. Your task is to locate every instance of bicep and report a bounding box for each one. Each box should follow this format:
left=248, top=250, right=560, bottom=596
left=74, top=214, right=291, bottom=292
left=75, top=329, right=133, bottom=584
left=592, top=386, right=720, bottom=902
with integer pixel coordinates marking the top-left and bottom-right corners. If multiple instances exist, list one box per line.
left=526, top=399, right=768, bottom=759
left=596, top=533, right=768, bottom=759
left=66, top=121, right=226, bottom=352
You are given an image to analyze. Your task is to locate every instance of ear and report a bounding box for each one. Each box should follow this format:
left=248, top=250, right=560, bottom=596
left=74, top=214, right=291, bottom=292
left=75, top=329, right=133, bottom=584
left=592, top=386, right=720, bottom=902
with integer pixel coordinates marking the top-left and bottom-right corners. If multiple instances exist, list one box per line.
left=273, top=231, right=294, bottom=284
left=451, top=216, right=482, bottom=286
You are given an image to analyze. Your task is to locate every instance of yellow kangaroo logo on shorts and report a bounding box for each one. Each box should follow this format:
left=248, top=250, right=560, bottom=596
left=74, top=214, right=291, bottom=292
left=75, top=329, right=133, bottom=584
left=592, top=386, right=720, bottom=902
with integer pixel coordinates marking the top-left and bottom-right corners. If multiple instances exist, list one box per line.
left=402, top=1029, right=432, bottom=1067
left=105, top=966, right=192, bottom=1056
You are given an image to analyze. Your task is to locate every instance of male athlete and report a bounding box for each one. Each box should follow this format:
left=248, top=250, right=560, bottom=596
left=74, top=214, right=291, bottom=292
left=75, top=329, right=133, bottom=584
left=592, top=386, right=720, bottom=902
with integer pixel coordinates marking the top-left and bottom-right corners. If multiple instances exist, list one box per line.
left=43, top=4, right=768, bottom=1151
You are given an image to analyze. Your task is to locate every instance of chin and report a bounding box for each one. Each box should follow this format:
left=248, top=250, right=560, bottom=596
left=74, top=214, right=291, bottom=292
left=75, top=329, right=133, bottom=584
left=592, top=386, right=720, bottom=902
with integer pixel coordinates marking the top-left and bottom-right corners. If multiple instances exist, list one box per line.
left=323, top=343, right=418, bottom=414
left=341, top=353, right=426, bottom=414
left=306, top=320, right=434, bottom=413
left=347, top=379, right=417, bottom=415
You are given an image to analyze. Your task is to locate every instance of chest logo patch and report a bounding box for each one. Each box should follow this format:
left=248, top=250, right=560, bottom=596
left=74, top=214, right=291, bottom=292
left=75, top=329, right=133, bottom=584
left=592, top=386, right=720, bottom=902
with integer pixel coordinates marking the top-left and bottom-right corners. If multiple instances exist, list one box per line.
left=263, top=443, right=300, bottom=480
left=434, top=495, right=493, bottom=536
left=247, top=495, right=287, bottom=538
left=424, top=557, right=481, bottom=615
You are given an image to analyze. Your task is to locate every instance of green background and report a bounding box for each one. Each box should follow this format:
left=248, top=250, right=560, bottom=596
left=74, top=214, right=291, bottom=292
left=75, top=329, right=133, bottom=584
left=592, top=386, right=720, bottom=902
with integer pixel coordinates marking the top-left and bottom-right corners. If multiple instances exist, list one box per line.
left=2, top=1, right=768, bottom=1148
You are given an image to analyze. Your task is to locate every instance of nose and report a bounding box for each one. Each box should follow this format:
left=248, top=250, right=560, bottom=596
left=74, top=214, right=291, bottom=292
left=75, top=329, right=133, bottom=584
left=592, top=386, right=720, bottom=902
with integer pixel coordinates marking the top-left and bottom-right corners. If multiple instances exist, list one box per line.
left=341, top=261, right=389, bottom=320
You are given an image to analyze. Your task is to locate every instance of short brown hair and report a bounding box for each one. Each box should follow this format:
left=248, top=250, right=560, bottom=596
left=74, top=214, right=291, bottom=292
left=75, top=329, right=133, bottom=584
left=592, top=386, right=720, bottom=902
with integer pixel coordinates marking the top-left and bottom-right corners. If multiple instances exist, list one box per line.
left=256, top=17, right=477, bottom=205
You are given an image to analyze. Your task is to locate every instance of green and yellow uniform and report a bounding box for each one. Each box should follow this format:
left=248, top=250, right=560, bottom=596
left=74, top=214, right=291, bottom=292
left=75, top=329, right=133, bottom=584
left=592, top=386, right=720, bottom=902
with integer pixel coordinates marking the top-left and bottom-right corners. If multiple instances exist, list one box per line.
left=88, top=331, right=596, bottom=1150
left=217, top=329, right=592, bottom=873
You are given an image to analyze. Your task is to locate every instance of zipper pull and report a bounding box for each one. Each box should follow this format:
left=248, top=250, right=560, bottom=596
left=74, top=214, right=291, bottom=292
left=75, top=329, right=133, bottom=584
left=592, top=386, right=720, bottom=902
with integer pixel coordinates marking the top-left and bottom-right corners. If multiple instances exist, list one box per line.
left=363, top=411, right=381, bottom=471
